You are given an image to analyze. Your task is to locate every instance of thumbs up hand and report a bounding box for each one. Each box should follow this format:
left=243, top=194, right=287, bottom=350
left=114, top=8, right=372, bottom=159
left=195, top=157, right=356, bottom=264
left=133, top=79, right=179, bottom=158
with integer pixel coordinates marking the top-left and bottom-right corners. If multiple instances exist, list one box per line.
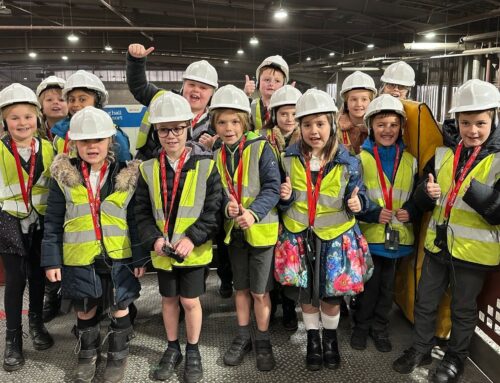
left=426, top=173, right=441, bottom=200
left=291, top=81, right=297, bottom=88
left=244, top=75, right=256, bottom=97
left=347, top=186, right=362, bottom=213
left=128, top=44, right=155, bottom=58
left=280, top=176, right=292, bottom=201
left=227, top=194, right=240, bottom=218
left=236, top=206, right=256, bottom=229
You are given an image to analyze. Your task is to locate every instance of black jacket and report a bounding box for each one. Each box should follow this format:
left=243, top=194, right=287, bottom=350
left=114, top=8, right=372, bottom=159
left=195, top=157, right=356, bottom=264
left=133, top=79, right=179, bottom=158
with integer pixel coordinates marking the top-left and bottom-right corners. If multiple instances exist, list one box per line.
left=413, top=118, right=500, bottom=269
left=134, top=142, right=222, bottom=253
left=126, top=53, right=215, bottom=161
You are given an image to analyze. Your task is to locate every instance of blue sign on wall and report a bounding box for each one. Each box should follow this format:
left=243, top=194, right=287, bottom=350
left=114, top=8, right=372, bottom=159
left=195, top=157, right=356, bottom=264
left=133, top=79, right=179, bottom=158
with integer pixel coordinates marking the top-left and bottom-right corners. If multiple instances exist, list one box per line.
left=103, top=105, right=147, bottom=128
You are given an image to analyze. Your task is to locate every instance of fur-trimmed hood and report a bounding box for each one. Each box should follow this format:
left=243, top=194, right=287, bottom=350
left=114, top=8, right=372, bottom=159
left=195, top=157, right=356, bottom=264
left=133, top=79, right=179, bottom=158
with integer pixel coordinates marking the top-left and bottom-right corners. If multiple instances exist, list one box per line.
left=50, top=153, right=141, bottom=192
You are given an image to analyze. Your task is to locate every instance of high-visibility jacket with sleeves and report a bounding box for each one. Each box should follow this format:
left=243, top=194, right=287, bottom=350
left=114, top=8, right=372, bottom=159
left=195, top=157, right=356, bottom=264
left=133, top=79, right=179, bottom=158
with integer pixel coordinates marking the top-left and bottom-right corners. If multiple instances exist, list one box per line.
left=136, top=90, right=167, bottom=150
left=281, top=154, right=356, bottom=240
left=0, top=137, right=54, bottom=218
left=140, top=156, right=214, bottom=271
left=215, top=135, right=279, bottom=247
left=359, top=149, right=417, bottom=247
left=424, top=147, right=500, bottom=266
left=53, top=157, right=139, bottom=266
left=251, top=98, right=264, bottom=130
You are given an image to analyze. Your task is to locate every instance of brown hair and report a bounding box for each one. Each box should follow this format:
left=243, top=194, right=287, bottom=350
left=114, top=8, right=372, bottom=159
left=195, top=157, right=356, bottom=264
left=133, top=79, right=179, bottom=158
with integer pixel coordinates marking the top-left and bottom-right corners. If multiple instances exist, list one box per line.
left=71, top=136, right=116, bottom=164
left=457, top=108, right=495, bottom=119
left=2, top=103, right=41, bottom=121
left=258, top=66, right=286, bottom=81
left=210, top=108, right=251, bottom=132
left=299, top=113, right=338, bottom=163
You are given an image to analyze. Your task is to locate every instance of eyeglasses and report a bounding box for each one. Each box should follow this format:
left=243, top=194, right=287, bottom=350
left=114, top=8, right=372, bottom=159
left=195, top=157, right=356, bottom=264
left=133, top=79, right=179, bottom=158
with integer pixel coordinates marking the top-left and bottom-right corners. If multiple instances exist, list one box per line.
left=385, top=83, right=410, bottom=91
left=156, top=126, right=188, bottom=138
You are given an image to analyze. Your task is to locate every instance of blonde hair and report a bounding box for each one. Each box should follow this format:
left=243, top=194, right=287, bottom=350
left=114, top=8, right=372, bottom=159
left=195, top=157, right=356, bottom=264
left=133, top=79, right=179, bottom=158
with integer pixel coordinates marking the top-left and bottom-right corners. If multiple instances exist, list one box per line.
left=71, top=136, right=116, bottom=164
left=38, top=88, right=64, bottom=105
left=210, top=109, right=251, bottom=132
left=2, top=103, right=41, bottom=121
left=299, top=113, right=338, bottom=163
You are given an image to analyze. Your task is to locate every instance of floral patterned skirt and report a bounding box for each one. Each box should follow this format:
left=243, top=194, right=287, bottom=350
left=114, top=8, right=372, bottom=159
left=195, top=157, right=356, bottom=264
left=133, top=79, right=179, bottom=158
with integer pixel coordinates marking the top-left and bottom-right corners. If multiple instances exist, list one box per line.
left=275, top=223, right=373, bottom=301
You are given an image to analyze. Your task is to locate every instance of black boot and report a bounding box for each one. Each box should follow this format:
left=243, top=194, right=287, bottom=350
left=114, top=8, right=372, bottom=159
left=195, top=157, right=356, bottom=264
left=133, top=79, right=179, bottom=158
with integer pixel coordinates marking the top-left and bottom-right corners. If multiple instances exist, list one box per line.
left=3, top=328, right=24, bottom=372
left=73, top=324, right=100, bottom=383
left=42, top=280, right=61, bottom=323
left=306, top=329, right=322, bottom=371
left=255, top=339, right=275, bottom=371
left=28, top=312, right=54, bottom=350
left=282, top=297, right=298, bottom=331
left=103, top=326, right=133, bottom=383
left=322, top=329, right=340, bottom=369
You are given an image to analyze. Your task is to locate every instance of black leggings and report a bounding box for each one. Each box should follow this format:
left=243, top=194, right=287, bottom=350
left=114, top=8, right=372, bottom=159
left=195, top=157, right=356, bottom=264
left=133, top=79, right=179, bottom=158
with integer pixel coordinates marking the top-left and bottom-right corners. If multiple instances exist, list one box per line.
left=1, top=250, right=45, bottom=330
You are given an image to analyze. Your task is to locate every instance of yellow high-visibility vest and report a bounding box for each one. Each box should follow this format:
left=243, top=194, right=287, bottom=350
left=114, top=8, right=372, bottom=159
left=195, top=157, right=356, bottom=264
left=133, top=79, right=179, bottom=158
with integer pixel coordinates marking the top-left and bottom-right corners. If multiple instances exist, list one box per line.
left=136, top=90, right=167, bottom=150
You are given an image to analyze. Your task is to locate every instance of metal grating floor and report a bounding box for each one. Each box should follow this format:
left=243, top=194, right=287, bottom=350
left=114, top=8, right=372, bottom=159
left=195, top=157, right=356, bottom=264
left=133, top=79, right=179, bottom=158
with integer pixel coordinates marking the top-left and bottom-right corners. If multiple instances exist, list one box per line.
left=0, top=272, right=492, bottom=383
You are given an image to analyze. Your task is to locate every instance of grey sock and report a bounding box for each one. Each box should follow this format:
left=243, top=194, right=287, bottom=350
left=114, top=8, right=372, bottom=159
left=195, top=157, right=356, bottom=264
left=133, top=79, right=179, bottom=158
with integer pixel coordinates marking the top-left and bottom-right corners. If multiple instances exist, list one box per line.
left=255, top=329, right=270, bottom=341
left=237, top=324, right=251, bottom=340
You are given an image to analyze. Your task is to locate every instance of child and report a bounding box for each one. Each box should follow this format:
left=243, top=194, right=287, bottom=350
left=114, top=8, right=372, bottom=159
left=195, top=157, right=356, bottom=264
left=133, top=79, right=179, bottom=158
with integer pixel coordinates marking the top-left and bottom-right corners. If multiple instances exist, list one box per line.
left=259, top=84, right=302, bottom=331
left=379, top=61, right=415, bottom=100
left=210, top=85, right=280, bottom=371
left=42, top=107, right=145, bottom=383
left=276, top=89, right=372, bottom=371
left=52, top=70, right=131, bottom=161
left=127, top=43, right=220, bottom=158
left=35, top=75, right=68, bottom=141
left=337, top=71, right=377, bottom=154
left=392, top=79, right=500, bottom=383
left=0, top=83, right=55, bottom=371
left=243, top=55, right=289, bottom=130
left=351, top=94, right=418, bottom=353
left=134, top=92, right=221, bottom=383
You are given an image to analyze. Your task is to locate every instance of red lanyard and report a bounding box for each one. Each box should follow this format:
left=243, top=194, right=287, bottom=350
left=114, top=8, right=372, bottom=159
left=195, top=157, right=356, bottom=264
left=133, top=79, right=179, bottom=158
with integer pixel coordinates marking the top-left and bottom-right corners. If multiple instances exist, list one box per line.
left=160, top=148, right=188, bottom=234
left=81, top=161, right=108, bottom=241
left=373, top=145, right=400, bottom=211
left=305, top=158, right=325, bottom=227
left=342, top=131, right=350, bottom=146
left=46, top=122, right=53, bottom=141
left=10, top=138, right=36, bottom=211
left=444, top=141, right=481, bottom=220
left=221, top=137, right=246, bottom=205
left=191, top=110, right=206, bottom=128
left=63, top=132, right=70, bottom=154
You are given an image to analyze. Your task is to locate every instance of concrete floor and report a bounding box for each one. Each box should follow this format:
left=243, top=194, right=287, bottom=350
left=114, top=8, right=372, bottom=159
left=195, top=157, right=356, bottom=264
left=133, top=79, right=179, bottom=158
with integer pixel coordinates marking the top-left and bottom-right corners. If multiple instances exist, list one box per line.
left=0, top=272, right=492, bottom=383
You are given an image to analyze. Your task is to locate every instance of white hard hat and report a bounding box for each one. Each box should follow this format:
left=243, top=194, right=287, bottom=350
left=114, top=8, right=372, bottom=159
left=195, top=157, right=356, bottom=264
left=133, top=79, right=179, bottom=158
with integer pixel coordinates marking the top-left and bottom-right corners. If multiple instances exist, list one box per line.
left=269, top=85, right=302, bottom=110
left=0, top=83, right=40, bottom=111
left=62, top=70, right=109, bottom=106
left=36, top=76, right=66, bottom=97
left=449, top=79, right=500, bottom=113
left=256, top=55, right=289, bottom=84
left=340, top=71, right=377, bottom=99
left=364, top=94, right=406, bottom=128
left=209, top=84, right=251, bottom=114
left=183, top=60, right=218, bottom=88
left=295, top=89, right=338, bottom=119
left=149, top=92, right=194, bottom=124
left=68, top=106, right=116, bottom=140
left=380, top=61, right=415, bottom=87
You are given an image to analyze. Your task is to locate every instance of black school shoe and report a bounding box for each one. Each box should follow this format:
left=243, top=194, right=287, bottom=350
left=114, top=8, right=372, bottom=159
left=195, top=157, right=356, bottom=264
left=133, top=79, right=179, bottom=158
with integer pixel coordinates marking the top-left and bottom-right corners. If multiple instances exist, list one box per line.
left=255, top=339, right=275, bottom=371
left=369, top=329, right=392, bottom=352
left=392, top=347, right=432, bottom=374
left=184, top=349, right=203, bottom=383
left=350, top=328, right=368, bottom=351
left=430, top=353, right=464, bottom=383
left=223, top=336, right=252, bottom=366
left=150, top=348, right=183, bottom=381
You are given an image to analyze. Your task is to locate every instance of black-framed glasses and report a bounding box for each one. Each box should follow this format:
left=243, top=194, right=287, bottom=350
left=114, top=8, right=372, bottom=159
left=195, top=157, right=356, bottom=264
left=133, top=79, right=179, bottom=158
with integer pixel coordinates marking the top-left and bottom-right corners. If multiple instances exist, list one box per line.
left=156, top=126, right=189, bottom=138
left=385, top=83, right=410, bottom=91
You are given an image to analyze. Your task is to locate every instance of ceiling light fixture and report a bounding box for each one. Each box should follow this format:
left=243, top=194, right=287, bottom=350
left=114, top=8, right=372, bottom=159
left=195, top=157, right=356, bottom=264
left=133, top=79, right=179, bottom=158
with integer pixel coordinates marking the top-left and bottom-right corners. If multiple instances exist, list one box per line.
left=67, top=32, right=79, bottom=42
left=341, top=67, right=380, bottom=72
left=224, top=60, right=229, bottom=64
left=62, top=55, right=68, bottom=61
left=104, top=44, right=112, bottom=51
left=28, top=51, right=37, bottom=58
left=0, top=0, right=12, bottom=15
left=329, top=52, right=335, bottom=57
left=237, top=48, right=244, bottom=55
left=404, top=42, right=461, bottom=51
left=274, top=8, right=288, bottom=20
left=367, top=43, right=375, bottom=49
left=425, top=32, right=437, bottom=39
left=249, top=36, right=259, bottom=45
left=306, top=56, right=311, bottom=61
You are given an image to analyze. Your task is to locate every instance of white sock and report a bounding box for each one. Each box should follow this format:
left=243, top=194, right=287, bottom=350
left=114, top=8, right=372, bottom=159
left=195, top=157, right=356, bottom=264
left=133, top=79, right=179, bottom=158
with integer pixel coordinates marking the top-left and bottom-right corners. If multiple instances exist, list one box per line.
left=321, top=311, right=340, bottom=330
left=302, top=312, right=320, bottom=331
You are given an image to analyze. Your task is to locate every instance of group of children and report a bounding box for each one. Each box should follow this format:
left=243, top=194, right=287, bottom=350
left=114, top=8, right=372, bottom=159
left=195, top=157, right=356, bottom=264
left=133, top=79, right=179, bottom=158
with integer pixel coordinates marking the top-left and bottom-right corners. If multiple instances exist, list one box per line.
left=0, top=44, right=498, bottom=383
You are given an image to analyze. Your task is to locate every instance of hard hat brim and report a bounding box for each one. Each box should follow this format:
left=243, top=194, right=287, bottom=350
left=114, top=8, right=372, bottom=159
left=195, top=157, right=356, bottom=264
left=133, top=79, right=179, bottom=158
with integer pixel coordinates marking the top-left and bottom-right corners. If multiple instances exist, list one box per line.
left=183, top=75, right=218, bottom=89
left=68, top=130, right=116, bottom=141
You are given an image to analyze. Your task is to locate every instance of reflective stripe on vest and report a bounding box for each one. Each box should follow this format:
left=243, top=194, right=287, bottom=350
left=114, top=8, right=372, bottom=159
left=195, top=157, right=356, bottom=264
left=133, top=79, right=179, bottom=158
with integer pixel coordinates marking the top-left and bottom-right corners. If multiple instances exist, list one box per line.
left=424, top=147, right=500, bottom=266
left=140, top=157, right=214, bottom=271
left=251, top=99, right=263, bottom=130
left=281, top=155, right=355, bottom=240
left=136, top=90, right=167, bottom=150
left=59, top=179, right=134, bottom=266
left=215, top=139, right=279, bottom=247
left=0, top=138, right=54, bottom=218
left=358, top=150, right=416, bottom=246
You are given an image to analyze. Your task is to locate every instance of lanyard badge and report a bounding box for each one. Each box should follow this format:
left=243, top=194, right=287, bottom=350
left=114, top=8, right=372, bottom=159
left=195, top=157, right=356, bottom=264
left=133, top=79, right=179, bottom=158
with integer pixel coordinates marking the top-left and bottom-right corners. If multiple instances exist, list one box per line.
left=221, top=137, right=246, bottom=211
left=81, top=161, right=108, bottom=241
left=11, top=138, right=37, bottom=212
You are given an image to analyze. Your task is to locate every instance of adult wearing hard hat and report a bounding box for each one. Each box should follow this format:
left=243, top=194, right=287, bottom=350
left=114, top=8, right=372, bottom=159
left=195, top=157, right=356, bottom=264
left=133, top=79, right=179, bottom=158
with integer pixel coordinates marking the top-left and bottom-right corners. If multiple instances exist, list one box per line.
left=337, top=71, right=377, bottom=154
left=51, top=70, right=132, bottom=162
left=0, top=83, right=55, bottom=372
left=127, top=44, right=219, bottom=160
left=42, top=106, right=145, bottom=383
left=36, top=76, right=68, bottom=141
left=243, top=55, right=290, bottom=130
left=393, top=79, right=500, bottom=383
left=134, top=92, right=221, bottom=382
left=380, top=61, right=415, bottom=100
